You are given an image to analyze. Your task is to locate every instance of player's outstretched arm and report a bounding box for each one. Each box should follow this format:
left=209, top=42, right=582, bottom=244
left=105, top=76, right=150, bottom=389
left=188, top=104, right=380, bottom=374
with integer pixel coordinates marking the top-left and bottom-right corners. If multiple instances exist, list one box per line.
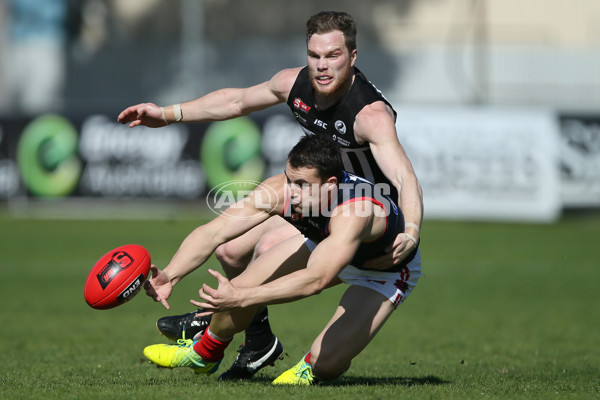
left=179, top=68, right=299, bottom=122
left=160, top=174, right=285, bottom=288
left=194, top=203, right=368, bottom=311
left=117, top=68, right=301, bottom=127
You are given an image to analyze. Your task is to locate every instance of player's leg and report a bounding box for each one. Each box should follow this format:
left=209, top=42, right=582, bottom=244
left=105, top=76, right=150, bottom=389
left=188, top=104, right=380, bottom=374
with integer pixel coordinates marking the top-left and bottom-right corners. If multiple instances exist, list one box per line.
left=206, top=233, right=311, bottom=338
left=272, top=285, right=394, bottom=385
left=215, top=233, right=312, bottom=380
left=310, top=285, right=395, bottom=380
left=216, top=215, right=295, bottom=279
left=219, top=220, right=301, bottom=355
left=273, top=250, right=422, bottom=385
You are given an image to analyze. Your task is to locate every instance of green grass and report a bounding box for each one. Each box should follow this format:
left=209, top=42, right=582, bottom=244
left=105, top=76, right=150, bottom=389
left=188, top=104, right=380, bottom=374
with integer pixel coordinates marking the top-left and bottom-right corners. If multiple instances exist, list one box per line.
left=0, top=207, right=599, bottom=399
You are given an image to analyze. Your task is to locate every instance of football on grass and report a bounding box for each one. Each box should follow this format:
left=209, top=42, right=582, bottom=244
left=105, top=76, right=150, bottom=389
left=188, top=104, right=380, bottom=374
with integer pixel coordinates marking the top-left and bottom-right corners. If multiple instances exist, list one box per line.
left=84, top=244, right=151, bottom=309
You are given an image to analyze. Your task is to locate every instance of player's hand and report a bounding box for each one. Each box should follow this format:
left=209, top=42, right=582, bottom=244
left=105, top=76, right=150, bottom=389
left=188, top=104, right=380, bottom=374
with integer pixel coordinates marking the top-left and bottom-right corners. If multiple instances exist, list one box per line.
left=190, top=269, right=243, bottom=314
left=363, top=232, right=418, bottom=270
left=117, top=102, right=166, bottom=128
left=144, top=264, right=172, bottom=309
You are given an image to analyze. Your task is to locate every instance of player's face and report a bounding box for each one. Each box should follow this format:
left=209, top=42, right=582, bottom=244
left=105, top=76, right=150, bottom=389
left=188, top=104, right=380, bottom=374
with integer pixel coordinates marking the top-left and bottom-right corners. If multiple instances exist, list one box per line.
left=284, top=163, right=331, bottom=215
left=307, top=30, right=357, bottom=98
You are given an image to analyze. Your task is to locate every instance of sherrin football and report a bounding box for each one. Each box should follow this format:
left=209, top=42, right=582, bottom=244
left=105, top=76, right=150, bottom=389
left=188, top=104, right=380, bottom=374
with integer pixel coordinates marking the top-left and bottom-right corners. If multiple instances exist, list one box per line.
left=84, top=244, right=151, bottom=310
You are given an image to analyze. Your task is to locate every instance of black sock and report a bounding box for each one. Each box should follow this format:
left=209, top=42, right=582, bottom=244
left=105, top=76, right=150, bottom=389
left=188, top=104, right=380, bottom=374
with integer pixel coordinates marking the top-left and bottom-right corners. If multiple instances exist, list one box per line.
left=244, top=307, right=274, bottom=350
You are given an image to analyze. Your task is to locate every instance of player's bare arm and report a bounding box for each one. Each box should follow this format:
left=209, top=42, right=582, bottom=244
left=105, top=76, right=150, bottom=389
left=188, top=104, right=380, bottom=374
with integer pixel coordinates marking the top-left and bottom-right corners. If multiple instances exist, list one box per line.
left=163, top=174, right=285, bottom=285
left=354, top=101, right=423, bottom=268
left=194, top=201, right=381, bottom=312
left=117, top=68, right=301, bottom=127
left=144, top=174, right=285, bottom=308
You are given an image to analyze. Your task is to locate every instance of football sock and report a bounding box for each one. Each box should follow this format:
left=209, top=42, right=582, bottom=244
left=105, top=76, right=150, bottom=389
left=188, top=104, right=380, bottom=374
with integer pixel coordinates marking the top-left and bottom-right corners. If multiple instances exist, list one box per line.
left=243, top=306, right=274, bottom=351
left=304, top=352, right=312, bottom=365
left=193, top=327, right=232, bottom=362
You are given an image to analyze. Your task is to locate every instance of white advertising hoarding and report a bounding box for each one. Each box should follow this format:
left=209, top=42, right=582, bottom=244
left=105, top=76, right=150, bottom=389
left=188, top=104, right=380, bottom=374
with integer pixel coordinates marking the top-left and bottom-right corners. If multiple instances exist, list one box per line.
left=395, top=107, right=561, bottom=222
left=559, top=116, right=600, bottom=207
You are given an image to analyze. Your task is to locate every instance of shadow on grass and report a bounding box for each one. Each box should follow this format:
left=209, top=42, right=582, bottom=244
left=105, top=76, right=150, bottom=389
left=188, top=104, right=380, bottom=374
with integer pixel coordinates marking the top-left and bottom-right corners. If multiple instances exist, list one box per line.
left=251, top=375, right=449, bottom=387
left=321, top=375, right=450, bottom=387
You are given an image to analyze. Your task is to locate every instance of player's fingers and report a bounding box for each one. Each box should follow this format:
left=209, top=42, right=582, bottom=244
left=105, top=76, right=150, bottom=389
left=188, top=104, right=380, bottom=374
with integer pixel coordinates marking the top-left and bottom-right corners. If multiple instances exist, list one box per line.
left=149, top=264, right=159, bottom=278
left=386, top=234, right=406, bottom=253
left=195, top=310, right=215, bottom=317
left=144, top=286, right=155, bottom=298
left=136, top=105, right=147, bottom=119
left=117, top=107, right=134, bottom=122
left=393, top=246, right=415, bottom=265
left=395, top=236, right=417, bottom=257
left=146, top=289, right=163, bottom=306
left=199, top=286, right=217, bottom=301
left=194, top=290, right=216, bottom=307
left=391, top=237, right=414, bottom=258
left=190, top=299, right=215, bottom=311
left=144, top=280, right=157, bottom=297
left=208, top=268, right=226, bottom=284
left=159, top=298, right=170, bottom=310
left=392, top=246, right=405, bottom=260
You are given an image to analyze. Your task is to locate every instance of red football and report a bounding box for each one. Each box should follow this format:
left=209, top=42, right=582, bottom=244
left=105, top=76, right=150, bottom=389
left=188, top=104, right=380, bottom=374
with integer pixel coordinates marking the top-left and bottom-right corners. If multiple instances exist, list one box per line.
left=84, top=244, right=151, bottom=310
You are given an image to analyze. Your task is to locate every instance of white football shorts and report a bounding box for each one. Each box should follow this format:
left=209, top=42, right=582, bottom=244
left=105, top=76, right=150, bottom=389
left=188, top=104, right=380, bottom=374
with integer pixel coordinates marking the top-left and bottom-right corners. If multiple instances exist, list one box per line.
left=304, top=238, right=422, bottom=308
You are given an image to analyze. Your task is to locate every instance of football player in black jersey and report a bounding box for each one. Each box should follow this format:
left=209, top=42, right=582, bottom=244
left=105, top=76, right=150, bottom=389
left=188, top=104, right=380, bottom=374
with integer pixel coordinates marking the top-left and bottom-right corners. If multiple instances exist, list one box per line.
left=142, top=134, right=421, bottom=385
left=118, top=11, right=423, bottom=380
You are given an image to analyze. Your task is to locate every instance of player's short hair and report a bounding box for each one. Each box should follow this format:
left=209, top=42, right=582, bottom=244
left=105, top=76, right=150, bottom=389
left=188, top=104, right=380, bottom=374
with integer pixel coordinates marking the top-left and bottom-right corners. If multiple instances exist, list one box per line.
left=288, top=134, right=344, bottom=182
left=306, top=11, right=357, bottom=53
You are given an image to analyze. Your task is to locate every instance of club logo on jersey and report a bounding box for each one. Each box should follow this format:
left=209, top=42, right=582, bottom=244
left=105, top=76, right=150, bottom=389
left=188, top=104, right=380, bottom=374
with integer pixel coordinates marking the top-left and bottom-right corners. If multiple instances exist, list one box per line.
left=293, top=98, right=311, bottom=113
left=96, top=251, right=134, bottom=289
left=335, top=120, right=347, bottom=134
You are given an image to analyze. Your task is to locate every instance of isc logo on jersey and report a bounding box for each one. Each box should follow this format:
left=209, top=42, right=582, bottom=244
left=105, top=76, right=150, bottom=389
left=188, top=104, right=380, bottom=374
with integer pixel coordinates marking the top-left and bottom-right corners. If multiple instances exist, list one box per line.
left=314, top=119, right=327, bottom=129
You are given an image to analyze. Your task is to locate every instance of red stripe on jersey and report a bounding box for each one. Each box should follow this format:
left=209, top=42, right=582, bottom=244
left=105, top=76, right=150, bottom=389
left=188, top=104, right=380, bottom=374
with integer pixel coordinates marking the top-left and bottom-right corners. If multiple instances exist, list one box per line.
left=327, top=197, right=389, bottom=242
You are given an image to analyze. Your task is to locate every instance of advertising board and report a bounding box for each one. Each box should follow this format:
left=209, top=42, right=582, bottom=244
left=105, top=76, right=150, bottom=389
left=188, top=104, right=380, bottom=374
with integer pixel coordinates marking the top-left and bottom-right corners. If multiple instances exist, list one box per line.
left=395, top=106, right=562, bottom=222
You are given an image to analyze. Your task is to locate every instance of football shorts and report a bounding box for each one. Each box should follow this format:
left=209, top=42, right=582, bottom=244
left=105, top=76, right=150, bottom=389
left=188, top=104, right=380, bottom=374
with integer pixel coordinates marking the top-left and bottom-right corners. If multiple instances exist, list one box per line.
left=304, top=238, right=421, bottom=308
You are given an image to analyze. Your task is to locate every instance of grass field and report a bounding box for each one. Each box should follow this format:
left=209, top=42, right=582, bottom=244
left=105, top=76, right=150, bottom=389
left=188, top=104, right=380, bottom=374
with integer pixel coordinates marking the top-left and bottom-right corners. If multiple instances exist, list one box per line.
left=1, top=206, right=599, bottom=399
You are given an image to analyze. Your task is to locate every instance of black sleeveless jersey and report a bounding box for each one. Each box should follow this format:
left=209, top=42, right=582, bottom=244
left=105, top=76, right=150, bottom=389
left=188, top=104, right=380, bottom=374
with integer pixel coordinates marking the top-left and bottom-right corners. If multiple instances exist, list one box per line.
left=286, top=66, right=398, bottom=200
left=282, top=171, right=417, bottom=272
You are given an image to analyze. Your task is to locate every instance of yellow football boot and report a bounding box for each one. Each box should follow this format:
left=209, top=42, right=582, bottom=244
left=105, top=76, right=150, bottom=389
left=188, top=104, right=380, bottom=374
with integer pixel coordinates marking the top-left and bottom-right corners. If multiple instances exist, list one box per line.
left=143, top=339, right=220, bottom=374
left=272, top=356, right=316, bottom=386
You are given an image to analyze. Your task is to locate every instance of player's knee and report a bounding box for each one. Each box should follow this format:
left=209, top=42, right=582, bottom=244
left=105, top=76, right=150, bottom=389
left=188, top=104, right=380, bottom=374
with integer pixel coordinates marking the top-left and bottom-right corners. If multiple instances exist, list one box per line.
left=215, top=243, right=246, bottom=273
left=311, top=351, right=350, bottom=381
left=253, top=232, right=280, bottom=259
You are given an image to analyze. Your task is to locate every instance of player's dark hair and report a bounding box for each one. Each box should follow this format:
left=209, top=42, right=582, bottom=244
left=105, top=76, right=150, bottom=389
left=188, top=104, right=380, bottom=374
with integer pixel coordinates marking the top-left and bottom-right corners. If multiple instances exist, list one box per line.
left=306, top=11, right=357, bottom=53
left=288, top=134, right=344, bottom=182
